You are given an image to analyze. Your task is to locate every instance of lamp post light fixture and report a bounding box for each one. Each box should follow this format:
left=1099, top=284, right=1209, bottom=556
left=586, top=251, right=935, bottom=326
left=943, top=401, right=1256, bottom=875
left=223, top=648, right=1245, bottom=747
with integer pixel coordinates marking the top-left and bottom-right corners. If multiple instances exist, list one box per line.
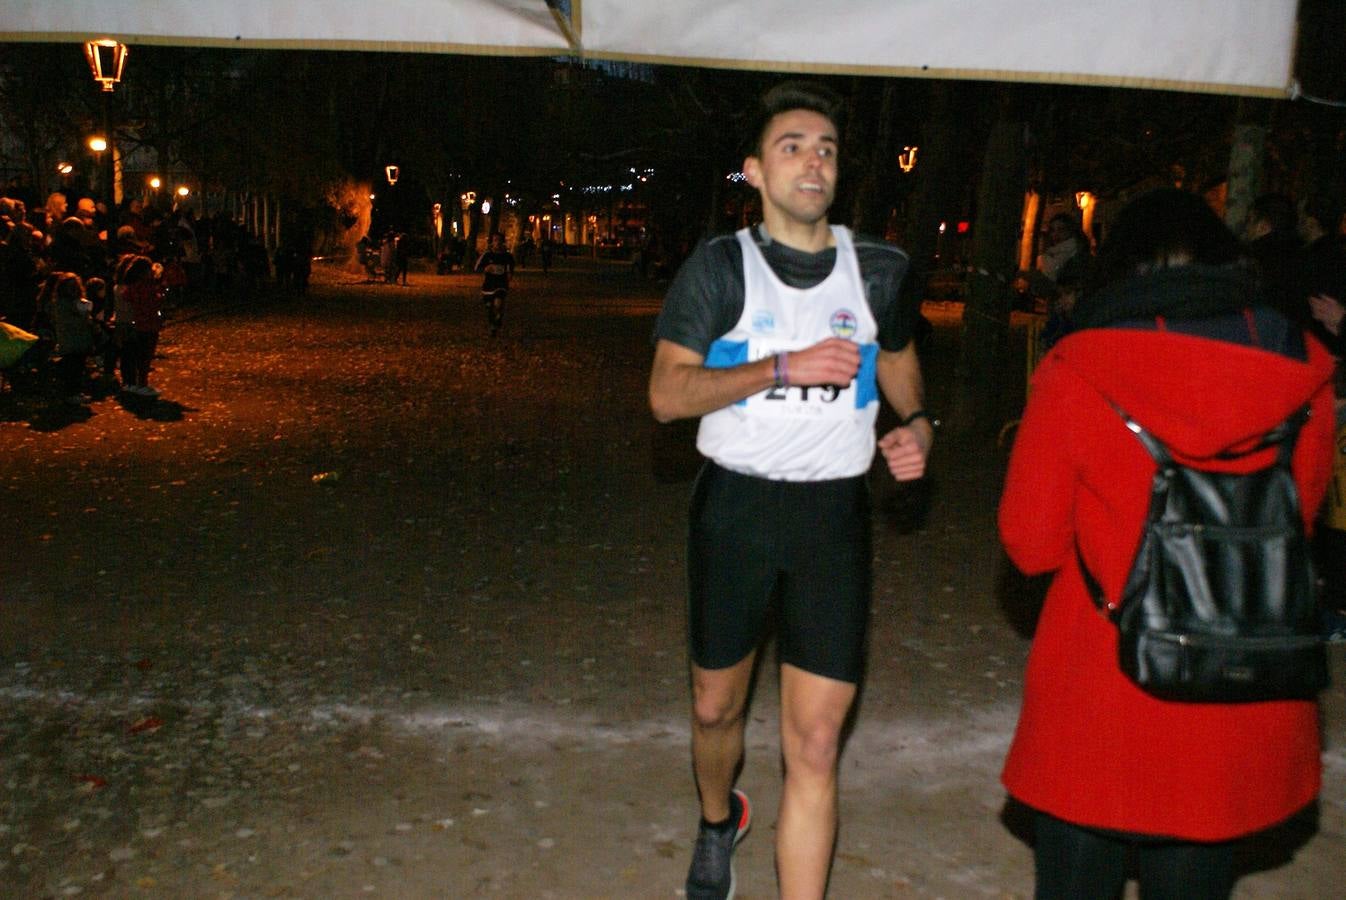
left=176, top=186, right=191, bottom=199
left=84, top=38, right=128, bottom=92
left=898, top=145, right=919, bottom=174
left=385, top=165, right=399, bottom=186
left=56, top=162, right=73, bottom=176
left=148, top=176, right=161, bottom=190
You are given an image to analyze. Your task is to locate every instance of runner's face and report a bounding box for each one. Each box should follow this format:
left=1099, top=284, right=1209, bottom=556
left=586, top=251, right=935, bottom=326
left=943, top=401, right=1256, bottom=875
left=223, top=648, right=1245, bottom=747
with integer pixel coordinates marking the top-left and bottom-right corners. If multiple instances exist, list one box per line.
left=744, top=109, right=838, bottom=228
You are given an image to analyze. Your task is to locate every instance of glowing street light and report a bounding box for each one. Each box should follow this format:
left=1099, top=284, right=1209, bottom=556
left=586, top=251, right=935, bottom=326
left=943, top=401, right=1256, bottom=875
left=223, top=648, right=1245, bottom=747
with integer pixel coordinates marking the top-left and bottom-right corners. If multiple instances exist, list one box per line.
left=88, top=136, right=108, bottom=153
left=84, top=38, right=128, bottom=92
left=176, top=186, right=190, bottom=199
left=148, top=176, right=161, bottom=190
left=898, top=145, right=919, bottom=173
left=385, top=165, right=399, bottom=186
left=56, top=162, right=73, bottom=176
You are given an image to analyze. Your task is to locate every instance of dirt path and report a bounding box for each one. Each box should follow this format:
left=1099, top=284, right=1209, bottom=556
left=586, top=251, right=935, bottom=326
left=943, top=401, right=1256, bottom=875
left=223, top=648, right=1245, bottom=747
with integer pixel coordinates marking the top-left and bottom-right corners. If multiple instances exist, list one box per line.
left=2, top=259, right=1343, bottom=898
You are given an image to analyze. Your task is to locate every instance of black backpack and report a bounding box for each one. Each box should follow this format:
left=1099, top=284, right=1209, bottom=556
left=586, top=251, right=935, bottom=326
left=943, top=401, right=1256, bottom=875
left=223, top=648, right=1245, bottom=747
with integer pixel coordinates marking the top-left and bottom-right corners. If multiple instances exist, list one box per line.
left=1078, top=403, right=1328, bottom=703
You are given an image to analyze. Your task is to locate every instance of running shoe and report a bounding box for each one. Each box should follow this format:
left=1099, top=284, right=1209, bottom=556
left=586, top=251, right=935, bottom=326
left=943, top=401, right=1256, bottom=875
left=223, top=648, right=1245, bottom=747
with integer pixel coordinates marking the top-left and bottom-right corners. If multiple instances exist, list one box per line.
left=685, top=788, right=751, bottom=900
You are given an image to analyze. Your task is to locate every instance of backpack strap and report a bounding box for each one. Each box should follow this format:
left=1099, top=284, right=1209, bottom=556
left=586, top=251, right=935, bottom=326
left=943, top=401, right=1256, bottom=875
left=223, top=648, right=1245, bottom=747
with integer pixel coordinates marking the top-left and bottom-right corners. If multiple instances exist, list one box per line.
left=1213, top=403, right=1309, bottom=463
left=1072, top=402, right=1168, bottom=616
left=1269, top=404, right=1309, bottom=467
left=1107, top=403, right=1172, bottom=466
left=1112, top=400, right=1310, bottom=465
left=1075, top=542, right=1113, bottom=614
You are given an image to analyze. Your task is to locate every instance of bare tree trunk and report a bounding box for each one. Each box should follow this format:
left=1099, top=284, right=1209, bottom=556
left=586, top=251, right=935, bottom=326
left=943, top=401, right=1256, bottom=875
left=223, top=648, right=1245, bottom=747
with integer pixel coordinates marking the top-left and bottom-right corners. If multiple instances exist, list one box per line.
left=950, top=91, right=1026, bottom=439
left=464, top=201, right=481, bottom=267
left=901, top=84, right=958, bottom=308
left=849, top=80, right=898, bottom=235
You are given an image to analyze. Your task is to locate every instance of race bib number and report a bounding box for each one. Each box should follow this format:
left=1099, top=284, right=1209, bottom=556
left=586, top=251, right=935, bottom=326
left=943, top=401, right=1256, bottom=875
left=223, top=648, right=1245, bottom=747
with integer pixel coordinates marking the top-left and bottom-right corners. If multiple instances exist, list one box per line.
left=745, top=343, right=878, bottom=418
left=704, top=340, right=878, bottom=418
left=750, top=379, right=855, bottom=419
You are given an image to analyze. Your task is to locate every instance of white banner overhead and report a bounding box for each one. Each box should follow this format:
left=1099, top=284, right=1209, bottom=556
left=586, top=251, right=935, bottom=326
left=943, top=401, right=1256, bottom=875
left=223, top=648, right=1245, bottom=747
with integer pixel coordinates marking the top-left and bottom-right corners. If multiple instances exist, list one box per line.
left=578, top=0, right=1301, bottom=97
left=0, top=0, right=574, bottom=57
left=0, top=0, right=1300, bottom=97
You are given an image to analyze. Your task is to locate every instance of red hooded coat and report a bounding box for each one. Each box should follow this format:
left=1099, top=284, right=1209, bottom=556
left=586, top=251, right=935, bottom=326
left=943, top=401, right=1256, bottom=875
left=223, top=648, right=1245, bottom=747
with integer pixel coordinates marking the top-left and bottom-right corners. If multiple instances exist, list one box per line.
left=999, top=324, right=1336, bottom=841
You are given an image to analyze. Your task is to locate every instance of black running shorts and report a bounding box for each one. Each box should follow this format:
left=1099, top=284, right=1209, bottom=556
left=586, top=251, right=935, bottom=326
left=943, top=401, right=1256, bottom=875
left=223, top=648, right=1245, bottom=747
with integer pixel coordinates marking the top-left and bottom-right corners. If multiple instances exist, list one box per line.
left=687, top=462, right=872, bottom=683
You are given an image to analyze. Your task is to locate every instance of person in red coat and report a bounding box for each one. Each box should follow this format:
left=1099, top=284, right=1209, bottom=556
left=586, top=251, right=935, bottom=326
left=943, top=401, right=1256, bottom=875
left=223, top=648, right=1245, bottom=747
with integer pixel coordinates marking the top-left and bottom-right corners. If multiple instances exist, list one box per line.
left=998, top=189, right=1337, bottom=899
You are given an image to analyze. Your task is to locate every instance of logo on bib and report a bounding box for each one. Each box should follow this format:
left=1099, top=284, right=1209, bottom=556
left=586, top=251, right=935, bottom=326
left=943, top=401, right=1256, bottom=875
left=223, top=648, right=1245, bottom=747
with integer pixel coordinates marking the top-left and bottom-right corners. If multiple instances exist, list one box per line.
left=752, top=310, right=776, bottom=333
left=829, top=309, right=858, bottom=338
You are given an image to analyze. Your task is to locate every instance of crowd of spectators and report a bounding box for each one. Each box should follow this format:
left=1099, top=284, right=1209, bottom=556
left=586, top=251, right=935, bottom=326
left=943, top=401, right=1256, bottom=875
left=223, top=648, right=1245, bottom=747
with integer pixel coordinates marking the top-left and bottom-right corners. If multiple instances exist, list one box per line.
left=0, top=180, right=277, bottom=403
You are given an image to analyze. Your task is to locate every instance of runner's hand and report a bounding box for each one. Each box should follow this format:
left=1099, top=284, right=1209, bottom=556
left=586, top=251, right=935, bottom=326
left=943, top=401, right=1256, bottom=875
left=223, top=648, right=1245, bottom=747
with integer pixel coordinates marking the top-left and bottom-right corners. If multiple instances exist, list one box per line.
left=878, top=421, right=932, bottom=482
left=784, top=338, right=861, bottom=386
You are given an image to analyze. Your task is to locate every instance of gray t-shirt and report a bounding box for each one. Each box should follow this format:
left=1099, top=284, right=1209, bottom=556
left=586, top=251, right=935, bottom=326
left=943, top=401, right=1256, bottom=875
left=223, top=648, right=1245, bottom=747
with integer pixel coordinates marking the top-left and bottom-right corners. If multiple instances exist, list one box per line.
left=654, top=223, right=913, bottom=355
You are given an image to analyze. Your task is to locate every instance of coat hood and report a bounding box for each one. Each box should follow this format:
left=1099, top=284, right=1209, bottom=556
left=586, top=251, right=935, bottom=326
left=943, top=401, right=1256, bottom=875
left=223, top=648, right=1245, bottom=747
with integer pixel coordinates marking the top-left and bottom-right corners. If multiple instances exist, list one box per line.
left=1046, top=325, right=1334, bottom=460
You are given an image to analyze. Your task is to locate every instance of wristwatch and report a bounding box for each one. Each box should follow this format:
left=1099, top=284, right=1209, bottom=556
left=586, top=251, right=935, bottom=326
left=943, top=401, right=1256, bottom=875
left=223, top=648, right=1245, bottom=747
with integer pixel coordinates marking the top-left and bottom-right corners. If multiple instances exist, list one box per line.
left=899, top=409, right=939, bottom=429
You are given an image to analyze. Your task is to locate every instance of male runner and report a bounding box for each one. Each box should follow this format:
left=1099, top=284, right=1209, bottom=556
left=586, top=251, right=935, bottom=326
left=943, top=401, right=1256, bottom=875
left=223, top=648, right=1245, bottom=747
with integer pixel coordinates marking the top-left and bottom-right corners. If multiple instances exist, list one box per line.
left=649, top=81, right=933, bottom=899
left=475, top=231, right=514, bottom=337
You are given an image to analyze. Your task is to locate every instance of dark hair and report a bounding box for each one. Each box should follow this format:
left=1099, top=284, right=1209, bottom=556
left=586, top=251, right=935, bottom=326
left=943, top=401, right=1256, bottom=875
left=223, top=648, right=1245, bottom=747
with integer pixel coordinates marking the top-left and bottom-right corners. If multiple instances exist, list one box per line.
left=57, top=272, right=84, bottom=299
left=745, top=80, right=846, bottom=158
left=1090, top=189, right=1241, bottom=291
left=37, top=271, right=83, bottom=312
left=121, top=254, right=154, bottom=285
left=1250, top=193, right=1296, bottom=234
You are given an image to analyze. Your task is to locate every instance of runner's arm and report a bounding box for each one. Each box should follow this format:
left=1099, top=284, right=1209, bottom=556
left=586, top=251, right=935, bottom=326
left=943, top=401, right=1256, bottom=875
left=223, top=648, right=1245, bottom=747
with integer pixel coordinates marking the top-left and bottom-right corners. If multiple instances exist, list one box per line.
left=875, top=341, right=933, bottom=481
left=649, top=339, right=773, bottom=424
left=649, top=337, right=864, bottom=424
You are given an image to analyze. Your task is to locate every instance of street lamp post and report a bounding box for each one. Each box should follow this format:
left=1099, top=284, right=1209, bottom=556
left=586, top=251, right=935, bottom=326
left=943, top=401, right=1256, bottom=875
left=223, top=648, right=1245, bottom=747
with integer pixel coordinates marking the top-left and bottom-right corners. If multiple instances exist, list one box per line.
left=84, top=38, right=128, bottom=232
left=87, top=136, right=108, bottom=207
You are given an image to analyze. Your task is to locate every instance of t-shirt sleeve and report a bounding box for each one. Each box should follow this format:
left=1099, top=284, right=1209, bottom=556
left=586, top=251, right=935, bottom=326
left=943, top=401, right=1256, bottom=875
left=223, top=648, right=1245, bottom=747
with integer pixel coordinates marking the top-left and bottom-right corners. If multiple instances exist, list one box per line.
left=856, top=238, right=914, bottom=351
left=652, top=237, right=742, bottom=357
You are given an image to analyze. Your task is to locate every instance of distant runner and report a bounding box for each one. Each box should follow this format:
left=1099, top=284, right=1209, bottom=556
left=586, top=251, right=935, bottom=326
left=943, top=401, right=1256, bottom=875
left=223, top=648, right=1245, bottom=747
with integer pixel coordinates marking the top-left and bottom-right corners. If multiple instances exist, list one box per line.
left=475, top=232, right=515, bottom=337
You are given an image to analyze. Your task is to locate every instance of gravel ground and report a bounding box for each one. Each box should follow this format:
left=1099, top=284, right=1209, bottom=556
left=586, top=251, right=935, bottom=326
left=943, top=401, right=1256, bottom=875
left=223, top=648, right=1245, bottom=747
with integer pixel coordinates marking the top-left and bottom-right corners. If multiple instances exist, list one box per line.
left=2, top=257, right=1343, bottom=898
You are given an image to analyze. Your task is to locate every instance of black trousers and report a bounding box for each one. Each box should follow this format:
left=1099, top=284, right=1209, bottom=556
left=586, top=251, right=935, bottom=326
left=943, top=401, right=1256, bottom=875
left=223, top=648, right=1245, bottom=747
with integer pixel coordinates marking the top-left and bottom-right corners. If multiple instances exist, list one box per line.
left=1034, top=812, right=1234, bottom=900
